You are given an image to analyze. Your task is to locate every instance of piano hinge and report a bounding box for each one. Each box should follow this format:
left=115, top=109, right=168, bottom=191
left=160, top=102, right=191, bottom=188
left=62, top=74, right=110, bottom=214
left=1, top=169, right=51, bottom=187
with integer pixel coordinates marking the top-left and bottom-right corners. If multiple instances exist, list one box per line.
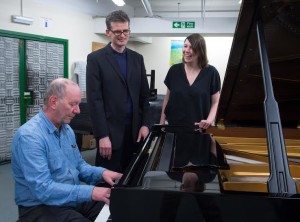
left=216, top=119, right=226, bottom=130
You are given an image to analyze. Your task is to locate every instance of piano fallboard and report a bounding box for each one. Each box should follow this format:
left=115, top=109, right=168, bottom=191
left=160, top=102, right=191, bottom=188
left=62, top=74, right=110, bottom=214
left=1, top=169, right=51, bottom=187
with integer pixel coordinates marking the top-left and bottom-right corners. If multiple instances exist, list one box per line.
left=110, top=185, right=300, bottom=222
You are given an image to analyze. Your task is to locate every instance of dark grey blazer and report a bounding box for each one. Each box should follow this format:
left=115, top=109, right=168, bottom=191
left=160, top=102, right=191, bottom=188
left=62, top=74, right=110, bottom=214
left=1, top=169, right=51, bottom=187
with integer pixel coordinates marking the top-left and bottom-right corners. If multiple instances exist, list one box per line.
left=86, top=44, right=151, bottom=150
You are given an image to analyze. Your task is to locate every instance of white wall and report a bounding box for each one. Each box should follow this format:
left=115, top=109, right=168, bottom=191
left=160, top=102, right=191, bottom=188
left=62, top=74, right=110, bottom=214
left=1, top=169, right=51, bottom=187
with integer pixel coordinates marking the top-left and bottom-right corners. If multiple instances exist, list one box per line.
left=135, top=36, right=233, bottom=94
left=0, top=0, right=108, bottom=80
left=0, top=0, right=233, bottom=94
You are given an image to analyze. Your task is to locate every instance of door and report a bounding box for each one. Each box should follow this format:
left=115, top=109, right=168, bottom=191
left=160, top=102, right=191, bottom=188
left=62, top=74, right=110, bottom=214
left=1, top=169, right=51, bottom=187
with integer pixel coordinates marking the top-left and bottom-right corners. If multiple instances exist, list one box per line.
left=0, top=30, right=68, bottom=162
left=0, top=36, right=20, bottom=162
left=25, top=40, right=65, bottom=121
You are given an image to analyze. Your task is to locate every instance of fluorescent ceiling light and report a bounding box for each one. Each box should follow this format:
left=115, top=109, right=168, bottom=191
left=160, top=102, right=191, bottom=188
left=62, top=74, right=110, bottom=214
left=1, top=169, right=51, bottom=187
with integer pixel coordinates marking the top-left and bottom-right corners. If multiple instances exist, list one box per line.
left=112, top=0, right=125, bottom=6
left=11, top=15, right=33, bottom=25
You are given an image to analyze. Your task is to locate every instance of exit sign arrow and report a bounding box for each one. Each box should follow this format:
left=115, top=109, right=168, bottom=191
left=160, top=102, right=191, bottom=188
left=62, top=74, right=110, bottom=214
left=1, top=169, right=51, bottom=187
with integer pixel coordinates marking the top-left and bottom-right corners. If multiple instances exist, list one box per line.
left=173, top=22, right=181, bottom=28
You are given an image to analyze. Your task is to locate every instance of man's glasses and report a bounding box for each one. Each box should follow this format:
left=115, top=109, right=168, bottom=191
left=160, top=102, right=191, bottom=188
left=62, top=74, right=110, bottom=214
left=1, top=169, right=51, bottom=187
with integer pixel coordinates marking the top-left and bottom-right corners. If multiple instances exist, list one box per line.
left=110, top=29, right=130, bottom=36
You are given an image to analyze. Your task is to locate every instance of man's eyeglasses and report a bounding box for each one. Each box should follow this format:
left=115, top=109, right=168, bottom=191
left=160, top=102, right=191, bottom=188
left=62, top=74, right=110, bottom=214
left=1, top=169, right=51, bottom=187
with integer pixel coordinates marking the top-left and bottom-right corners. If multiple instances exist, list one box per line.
left=110, top=29, right=130, bottom=36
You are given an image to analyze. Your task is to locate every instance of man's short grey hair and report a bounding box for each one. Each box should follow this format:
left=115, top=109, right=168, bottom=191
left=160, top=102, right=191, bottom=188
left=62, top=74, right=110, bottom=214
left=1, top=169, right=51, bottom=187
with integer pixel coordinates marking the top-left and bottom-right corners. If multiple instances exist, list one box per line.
left=106, top=10, right=130, bottom=30
left=44, top=78, right=77, bottom=105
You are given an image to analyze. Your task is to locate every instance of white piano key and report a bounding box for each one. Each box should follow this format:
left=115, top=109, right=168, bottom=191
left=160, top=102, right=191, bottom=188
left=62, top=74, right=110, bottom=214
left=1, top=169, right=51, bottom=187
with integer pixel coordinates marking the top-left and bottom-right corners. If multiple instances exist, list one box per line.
left=95, top=204, right=110, bottom=222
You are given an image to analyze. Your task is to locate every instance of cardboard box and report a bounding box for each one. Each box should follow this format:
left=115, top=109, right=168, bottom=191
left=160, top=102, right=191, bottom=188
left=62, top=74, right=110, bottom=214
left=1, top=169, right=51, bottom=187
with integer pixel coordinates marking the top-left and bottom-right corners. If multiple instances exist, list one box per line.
left=81, top=134, right=96, bottom=150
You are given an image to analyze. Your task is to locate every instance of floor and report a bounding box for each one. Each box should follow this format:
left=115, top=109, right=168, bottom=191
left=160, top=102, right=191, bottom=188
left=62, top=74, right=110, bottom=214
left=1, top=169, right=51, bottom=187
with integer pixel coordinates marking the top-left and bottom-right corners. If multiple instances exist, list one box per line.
left=0, top=148, right=99, bottom=222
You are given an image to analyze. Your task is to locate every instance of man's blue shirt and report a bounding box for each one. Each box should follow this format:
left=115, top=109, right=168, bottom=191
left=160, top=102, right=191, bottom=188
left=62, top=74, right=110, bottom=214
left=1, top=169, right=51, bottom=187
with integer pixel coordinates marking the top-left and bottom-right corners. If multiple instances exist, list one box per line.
left=11, top=111, right=105, bottom=207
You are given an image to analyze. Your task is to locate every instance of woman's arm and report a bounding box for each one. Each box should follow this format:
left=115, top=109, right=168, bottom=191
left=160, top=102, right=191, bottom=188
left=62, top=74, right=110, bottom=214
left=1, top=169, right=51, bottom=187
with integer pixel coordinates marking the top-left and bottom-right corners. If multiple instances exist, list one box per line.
left=159, top=89, right=170, bottom=124
left=195, top=91, right=220, bottom=129
left=206, top=91, right=220, bottom=124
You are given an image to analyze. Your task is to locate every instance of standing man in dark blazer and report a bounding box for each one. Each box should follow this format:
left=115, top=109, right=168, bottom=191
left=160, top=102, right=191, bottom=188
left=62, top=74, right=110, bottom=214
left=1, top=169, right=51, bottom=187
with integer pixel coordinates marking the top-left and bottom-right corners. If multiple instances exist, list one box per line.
left=86, top=10, right=151, bottom=173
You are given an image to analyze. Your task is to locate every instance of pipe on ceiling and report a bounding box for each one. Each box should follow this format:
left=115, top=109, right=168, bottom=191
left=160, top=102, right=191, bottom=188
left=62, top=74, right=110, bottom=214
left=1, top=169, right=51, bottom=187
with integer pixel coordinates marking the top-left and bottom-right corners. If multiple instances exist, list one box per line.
left=141, top=0, right=154, bottom=17
left=201, top=0, right=206, bottom=18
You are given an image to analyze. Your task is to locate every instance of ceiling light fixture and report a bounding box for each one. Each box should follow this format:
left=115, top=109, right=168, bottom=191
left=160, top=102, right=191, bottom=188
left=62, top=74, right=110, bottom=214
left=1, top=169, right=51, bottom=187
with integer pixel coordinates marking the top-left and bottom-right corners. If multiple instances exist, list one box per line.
left=11, top=0, right=33, bottom=25
left=12, top=15, right=33, bottom=25
left=112, top=0, right=125, bottom=6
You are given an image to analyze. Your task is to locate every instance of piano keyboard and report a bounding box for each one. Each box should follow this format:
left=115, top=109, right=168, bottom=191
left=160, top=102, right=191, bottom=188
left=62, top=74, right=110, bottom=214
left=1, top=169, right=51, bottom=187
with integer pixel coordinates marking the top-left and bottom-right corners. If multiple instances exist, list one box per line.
left=95, top=204, right=111, bottom=222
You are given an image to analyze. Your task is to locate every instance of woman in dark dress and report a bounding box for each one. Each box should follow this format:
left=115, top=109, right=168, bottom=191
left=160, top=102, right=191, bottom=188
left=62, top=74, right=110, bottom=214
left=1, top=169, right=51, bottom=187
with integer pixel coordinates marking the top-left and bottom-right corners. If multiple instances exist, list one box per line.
left=160, top=33, right=221, bottom=130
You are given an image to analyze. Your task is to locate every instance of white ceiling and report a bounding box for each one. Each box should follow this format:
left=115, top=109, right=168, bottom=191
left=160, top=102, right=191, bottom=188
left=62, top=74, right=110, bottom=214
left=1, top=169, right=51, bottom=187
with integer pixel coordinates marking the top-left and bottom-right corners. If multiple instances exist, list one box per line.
left=126, top=0, right=241, bottom=18
left=33, top=0, right=241, bottom=19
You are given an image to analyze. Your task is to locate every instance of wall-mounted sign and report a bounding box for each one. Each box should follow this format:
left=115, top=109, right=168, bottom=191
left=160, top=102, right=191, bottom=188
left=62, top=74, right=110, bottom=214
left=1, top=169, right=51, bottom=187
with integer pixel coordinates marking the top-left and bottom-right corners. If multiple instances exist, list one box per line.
left=40, top=17, right=52, bottom=28
left=172, top=21, right=195, bottom=29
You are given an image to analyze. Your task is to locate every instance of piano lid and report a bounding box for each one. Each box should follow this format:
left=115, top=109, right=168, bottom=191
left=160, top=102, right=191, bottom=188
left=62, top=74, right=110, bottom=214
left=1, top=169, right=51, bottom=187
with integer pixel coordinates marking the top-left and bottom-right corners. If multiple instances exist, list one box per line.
left=216, top=0, right=300, bottom=128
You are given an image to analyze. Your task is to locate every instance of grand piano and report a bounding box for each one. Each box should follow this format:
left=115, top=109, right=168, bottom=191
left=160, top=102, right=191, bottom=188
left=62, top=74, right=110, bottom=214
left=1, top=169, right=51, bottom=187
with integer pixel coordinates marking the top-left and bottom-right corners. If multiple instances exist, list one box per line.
left=107, top=0, right=300, bottom=221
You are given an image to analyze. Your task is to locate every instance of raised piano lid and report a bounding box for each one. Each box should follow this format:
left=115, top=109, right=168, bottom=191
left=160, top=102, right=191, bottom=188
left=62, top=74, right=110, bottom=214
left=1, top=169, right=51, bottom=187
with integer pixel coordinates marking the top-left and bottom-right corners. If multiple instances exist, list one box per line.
left=215, top=0, right=300, bottom=128
left=210, top=0, right=300, bottom=195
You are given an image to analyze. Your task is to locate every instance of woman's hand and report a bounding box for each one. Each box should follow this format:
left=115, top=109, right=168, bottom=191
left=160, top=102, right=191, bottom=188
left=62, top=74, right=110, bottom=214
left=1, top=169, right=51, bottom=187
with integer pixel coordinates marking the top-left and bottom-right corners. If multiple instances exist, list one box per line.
left=195, top=120, right=212, bottom=130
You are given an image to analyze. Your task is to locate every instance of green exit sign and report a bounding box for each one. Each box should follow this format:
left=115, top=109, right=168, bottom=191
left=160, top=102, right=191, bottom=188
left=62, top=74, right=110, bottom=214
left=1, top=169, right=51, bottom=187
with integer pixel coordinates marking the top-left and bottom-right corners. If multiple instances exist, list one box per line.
left=172, top=21, right=195, bottom=29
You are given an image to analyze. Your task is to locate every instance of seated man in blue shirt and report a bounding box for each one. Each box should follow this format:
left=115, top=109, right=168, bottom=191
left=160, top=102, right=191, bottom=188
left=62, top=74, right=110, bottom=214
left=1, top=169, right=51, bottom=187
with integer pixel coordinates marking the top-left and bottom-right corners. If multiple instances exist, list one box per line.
left=11, top=78, right=122, bottom=222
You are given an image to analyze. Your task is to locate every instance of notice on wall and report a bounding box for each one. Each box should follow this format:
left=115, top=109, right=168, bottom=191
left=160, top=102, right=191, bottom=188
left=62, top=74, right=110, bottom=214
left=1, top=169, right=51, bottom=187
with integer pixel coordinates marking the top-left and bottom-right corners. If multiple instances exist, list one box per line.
left=40, top=17, right=52, bottom=28
left=74, top=61, right=87, bottom=98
